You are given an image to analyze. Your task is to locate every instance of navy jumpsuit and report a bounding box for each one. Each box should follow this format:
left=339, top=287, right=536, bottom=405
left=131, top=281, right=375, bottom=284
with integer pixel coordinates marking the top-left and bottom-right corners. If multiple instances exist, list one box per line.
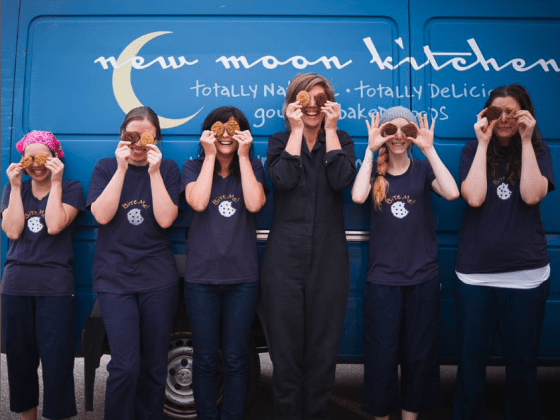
left=261, top=130, right=355, bottom=420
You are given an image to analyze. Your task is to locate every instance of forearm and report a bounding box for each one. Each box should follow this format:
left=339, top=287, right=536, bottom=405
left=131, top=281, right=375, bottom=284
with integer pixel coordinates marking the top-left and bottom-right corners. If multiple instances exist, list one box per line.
left=461, top=143, right=488, bottom=207
left=91, top=168, right=126, bottom=224
left=423, top=147, right=460, bottom=200
left=44, top=181, right=70, bottom=234
left=520, top=142, right=548, bottom=205
left=2, top=187, right=25, bottom=239
left=149, top=171, right=178, bottom=228
left=284, top=128, right=303, bottom=156
left=352, top=149, right=373, bottom=204
left=186, top=156, right=215, bottom=212
left=325, top=128, right=342, bottom=153
left=239, top=156, right=266, bottom=212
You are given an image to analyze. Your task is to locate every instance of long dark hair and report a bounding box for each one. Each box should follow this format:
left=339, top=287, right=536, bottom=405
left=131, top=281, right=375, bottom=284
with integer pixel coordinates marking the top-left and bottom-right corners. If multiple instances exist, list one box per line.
left=199, top=106, right=252, bottom=178
left=484, top=84, right=542, bottom=182
left=120, top=106, right=162, bottom=141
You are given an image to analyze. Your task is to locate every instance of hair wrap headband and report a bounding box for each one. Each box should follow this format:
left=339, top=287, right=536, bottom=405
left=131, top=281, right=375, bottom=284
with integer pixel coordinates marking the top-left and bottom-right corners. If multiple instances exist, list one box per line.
left=16, top=131, right=64, bottom=158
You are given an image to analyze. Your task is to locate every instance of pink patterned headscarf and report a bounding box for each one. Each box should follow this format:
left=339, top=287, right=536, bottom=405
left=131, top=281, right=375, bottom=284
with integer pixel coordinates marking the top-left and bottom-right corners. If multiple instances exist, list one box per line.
left=16, top=131, right=65, bottom=158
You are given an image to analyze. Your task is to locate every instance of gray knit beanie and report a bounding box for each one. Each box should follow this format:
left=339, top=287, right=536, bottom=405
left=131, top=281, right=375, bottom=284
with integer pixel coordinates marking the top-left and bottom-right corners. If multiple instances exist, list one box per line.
left=379, top=106, right=416, bottom=125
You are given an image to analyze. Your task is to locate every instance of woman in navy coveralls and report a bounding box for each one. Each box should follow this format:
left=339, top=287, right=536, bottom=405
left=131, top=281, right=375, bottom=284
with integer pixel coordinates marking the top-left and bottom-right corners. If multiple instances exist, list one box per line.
left=352, top=106, right=459, bottom=420
left=87, top=106, right=181, bottom=420
left=261, top=72, right=356, bottom=420
left=453, top=84, right=555, bottom=420
left=181, top=106, right=267, bottom=420
left=2, top=131, right=84, bottom=420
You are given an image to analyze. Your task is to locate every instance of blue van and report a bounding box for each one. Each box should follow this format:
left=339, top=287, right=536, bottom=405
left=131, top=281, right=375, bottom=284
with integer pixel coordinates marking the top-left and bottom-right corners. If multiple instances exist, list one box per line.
left=2, top=0, right=559, bottom=418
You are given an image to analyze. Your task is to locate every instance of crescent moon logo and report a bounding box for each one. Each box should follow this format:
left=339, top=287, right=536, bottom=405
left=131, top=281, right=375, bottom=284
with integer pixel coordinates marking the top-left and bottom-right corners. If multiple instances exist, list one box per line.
left=112, top=31, right=202, bottom=129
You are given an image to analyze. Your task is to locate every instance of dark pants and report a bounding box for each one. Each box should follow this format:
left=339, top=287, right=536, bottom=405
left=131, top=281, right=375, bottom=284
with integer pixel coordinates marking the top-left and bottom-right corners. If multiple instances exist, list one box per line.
left=1, top=294, right=77, bottom=420
left=261, top=232, right=350, bottom=420
left=452, top=279, right=550, bottom=420
left=362, top=276, right=441, bottom=417
left=98, top=285, right=179, bottom=420
left=184, top=281, right=260, bottom=420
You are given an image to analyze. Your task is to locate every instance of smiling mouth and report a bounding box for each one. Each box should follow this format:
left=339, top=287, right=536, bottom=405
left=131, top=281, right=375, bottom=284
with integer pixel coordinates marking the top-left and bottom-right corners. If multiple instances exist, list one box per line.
left=391, top=141, right=406, bottom=146
left=219, top=141, right=234, bottom=145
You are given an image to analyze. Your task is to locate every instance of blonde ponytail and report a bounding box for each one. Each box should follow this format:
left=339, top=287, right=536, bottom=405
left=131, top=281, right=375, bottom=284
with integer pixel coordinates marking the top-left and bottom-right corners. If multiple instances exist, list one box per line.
left=372, top=145, right=389, bottom=211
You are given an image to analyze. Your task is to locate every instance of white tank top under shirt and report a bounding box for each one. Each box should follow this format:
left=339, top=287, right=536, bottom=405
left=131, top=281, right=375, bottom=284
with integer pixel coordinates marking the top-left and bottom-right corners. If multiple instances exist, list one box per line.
left=456, top=264, right=550, bottom=289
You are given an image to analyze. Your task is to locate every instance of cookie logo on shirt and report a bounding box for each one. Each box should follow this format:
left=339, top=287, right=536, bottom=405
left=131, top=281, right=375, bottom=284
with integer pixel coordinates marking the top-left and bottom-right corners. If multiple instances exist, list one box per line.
left=391, top=201, right=409, bottom=219
left=218, top=200, right=236, bottom=218
left=28, top=216, right=44, bottom=233
left=497, top=182, right=512, bottom=200
left=127, top=208, right=144, bottom=225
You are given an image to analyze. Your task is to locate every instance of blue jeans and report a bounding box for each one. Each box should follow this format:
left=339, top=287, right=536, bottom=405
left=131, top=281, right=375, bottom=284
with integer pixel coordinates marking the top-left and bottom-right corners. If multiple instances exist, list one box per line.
left=452, top=279, right=549, bottom=420
left=184, top=281, right=260, bottom=420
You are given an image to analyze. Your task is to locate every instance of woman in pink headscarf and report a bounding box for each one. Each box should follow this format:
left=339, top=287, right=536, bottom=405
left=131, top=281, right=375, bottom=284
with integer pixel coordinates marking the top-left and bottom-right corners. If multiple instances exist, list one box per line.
left=1, top=131, right=85, bottom=420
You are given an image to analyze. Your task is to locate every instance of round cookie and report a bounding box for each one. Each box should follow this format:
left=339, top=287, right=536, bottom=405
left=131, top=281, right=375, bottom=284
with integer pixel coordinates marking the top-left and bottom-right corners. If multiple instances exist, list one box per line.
left=140, top=132, right=155, bottom=146
left=483, top=106, right=502, bottom=123
left=401, top=123, right=418, bottom=138
left=211, top=121, right=225, bottom=137
left=225, top=120, right=240, bottom=136
left=314, top=92, right=328, bottom=108
left=383, top=123, right=398, bottom=136
left=123, top=131, right=140, bottom=145
left=297, top=91, right=310, bottom=107
left=506, top=106, right=518, bottom=119
left=21, top=156, right=33, bottom=169
left=34, top=154, right=48, bottom=166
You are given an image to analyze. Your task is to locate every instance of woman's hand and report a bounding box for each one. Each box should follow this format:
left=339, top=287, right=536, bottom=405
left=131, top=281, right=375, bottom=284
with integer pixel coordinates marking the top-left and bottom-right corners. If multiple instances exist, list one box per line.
left=322, top=101, right=340, bottom=130
left=412, top=114, right=435, bottom=152
left=286, top=102, right=304, bottom=131
left=365, top=113, right=390, bottom=152
left=200, top=130, right=217, bottom=157
left=147, top=144, right=163, bottom=175
left=44, top=157, right=64, bottom=183
left=115, top=140, right=131, bottom=171
left=234, top=130, right=253, bottom=157
left=515, top=110, right=536, bottom=143
left=474, top=108, right=497, bottom=145
left=6, top=163, right=22, bottom=188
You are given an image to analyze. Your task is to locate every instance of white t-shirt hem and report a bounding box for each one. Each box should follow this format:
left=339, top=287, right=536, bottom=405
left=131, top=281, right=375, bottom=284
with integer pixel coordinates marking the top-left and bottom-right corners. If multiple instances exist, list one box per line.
left=456, top=264, right=550, bottom=289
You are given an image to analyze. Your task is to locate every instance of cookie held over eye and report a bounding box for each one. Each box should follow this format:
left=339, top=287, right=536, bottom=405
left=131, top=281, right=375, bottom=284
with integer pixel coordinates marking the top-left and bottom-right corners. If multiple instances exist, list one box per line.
left=21, top=156, right=33, bottom=169
left=211, top=121, right=225, bottom=137
left=225, top=120, right=240, bottom=136
left=483, top=106, right=502, bottom=123
left=296, top=91, right=310, bottom=107
left=122, top=131, right=140, bottom=145
left=34, top=154, right=48, bottom=166
left=506, top=106, right=518, bottom=119
left=401, top=123, right=418, bottom=138
left=315, top=93, right=328, bottom=108
left=140, top=132, right=155, bottom=146
left=383, top=123, right=398, bottom=136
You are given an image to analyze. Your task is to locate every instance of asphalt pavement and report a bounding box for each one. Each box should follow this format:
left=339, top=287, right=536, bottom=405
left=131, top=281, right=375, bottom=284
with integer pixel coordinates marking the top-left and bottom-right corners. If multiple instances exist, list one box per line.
left=1, top=354, right=559, bottom=419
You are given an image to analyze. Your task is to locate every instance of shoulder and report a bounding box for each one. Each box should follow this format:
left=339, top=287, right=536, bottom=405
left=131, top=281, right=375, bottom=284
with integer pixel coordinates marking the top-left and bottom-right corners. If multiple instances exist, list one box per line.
left=463, top=140, right=478, bottom=153
left=182, top=158, right=203, bottom=172
left=250, top=156, right=265, bottom=168
left=161, top=159, right=180, bottom=171
left=269, top=131, right=290, bottom=143
left=61, top=179, right=83, bottom=192
left=336, top=130, right=353, bottom=144
left=96, top=157, right=117, bottom=168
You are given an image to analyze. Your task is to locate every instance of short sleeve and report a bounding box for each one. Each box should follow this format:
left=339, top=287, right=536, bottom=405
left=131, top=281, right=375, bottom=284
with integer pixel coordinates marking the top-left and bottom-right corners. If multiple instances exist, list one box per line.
left=459, top=141, right=477, bottom=184
left=163, top=160, right=181, bottom=206
left=251, top=157, right=270, bottom=194
left=86, top=159, right=115, bottom=208
left=62, top=180, right=86, bottom=214
left=536, top=143, right=555, bottom=192
left=1, top=182, right=12, bottom=216
left=181, top=160, right=203, bottom=193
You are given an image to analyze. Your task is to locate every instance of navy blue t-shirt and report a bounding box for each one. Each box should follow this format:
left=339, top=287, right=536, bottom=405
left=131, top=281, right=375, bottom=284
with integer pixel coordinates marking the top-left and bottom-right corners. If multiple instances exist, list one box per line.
left=456, top=140, right=555, bottom=274
left=181, top=157, right=268, bottom=284
left=1, top=179, right=85, bottom=296
left=367, top=159, right=439, bottom=286
left=86, top=158, right=180, bottom=293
